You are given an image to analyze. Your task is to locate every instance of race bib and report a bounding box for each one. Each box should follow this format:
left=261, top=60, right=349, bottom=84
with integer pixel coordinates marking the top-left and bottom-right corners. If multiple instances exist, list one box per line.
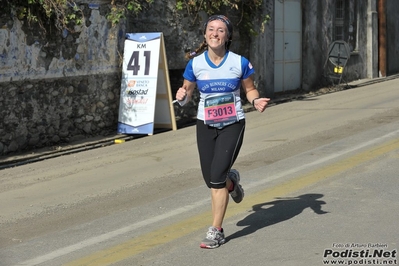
left=204, top=93, right=238, bottom=127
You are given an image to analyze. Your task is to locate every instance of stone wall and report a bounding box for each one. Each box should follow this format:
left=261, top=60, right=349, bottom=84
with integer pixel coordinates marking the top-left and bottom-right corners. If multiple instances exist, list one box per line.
left=0, top=74, right=121, bottom=154
left=0, top=2, right=125, bottom=155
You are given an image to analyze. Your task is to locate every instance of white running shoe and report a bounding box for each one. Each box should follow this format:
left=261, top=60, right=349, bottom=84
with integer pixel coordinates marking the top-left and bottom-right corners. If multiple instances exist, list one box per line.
left=200, top=226, right=226, bottom=249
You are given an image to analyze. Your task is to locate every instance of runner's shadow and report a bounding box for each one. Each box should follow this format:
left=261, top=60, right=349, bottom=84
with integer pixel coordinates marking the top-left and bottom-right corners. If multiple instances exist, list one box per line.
left=226, top=193, right=328, bottom=242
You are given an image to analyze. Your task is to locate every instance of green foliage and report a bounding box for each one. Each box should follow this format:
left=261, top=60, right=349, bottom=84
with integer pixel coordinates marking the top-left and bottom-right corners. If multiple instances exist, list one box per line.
left=4, top=0, right=83, bottom=32
left=175, top=0, right=258, bottom=14
left=260, top=14, right=271, bottom=33
left=107, top=0, right=154, bottom=25
left=175, top=0, right=271, bottom=35
left=4, top=0, right=154, bottom=32
left=5, top=0, right=270, bottom=34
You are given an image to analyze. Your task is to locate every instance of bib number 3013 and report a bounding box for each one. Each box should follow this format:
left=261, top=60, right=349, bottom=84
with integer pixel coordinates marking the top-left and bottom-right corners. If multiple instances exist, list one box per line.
left=204, top=93, right=238, bottom=127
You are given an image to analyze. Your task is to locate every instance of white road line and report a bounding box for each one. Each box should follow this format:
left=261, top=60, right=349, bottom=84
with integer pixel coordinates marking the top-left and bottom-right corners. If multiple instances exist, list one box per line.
left=15, top=128, right=399, bottom=266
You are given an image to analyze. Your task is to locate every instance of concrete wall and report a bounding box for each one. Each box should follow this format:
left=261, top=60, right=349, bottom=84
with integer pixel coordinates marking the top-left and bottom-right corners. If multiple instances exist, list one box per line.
left=0, top=4, right=123, bottom=82
left=301, top=1, right=334, bottom=91
left=346, top=0, right=369, bottom=81
left=386, top=0, right=399, bottom=75
left=301, top=0, right=371, bottom=90
left=249, top=0, right=275, bottom=98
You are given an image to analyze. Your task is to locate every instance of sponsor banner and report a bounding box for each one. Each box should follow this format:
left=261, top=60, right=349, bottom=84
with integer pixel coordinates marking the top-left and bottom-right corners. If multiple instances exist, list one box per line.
left=117, top=33, right=161, bottom=135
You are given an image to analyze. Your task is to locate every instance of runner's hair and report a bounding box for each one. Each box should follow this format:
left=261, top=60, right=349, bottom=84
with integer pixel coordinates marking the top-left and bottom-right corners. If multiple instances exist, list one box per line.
left=185, top=40, right=208, bottom=60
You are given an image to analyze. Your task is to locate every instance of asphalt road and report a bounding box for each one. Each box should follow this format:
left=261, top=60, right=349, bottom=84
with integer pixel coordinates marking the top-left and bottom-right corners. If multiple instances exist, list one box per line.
left=1, top=78, right=398, bottom=266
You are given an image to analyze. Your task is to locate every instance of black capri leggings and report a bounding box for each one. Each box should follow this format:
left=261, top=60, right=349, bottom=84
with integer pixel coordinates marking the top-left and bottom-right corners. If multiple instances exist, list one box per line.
left=196, top=119, right=245, bottom=189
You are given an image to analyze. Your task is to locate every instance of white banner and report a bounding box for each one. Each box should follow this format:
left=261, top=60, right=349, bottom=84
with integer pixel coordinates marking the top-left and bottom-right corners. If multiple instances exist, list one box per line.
left=118, top=33, right=162, bottom=134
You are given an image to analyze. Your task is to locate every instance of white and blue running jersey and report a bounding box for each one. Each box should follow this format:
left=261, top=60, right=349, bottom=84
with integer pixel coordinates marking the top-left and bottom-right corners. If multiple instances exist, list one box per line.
left=183, top=50, right=255, bottom=127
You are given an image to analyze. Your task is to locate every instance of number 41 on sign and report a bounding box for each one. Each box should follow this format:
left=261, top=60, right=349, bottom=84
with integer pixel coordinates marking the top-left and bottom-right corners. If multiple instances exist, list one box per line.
left=117, top=32, right=176, bottom=135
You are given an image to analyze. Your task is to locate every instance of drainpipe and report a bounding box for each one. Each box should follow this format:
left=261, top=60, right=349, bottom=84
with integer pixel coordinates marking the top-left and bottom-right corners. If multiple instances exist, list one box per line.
left=378, top=0, right=387, bottom=77
left=367, top=0, right=378, bottom=78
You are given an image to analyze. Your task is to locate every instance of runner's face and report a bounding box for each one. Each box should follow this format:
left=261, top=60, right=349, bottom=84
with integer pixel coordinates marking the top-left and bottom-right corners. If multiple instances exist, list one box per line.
left=205, top=20, right=228, bottom=50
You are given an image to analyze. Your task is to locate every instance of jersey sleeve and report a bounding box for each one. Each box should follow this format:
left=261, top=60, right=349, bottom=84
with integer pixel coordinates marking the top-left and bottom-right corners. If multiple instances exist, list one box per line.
left=182, top=59, right=196, bottom=82
left=241, top=56, right=255, bottom=79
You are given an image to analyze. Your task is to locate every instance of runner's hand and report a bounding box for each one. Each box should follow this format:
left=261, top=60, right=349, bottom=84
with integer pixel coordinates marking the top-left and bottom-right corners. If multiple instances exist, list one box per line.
left=253, top=98, right=270, bottom=113
left=176, top=85, right=187, bottom=101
